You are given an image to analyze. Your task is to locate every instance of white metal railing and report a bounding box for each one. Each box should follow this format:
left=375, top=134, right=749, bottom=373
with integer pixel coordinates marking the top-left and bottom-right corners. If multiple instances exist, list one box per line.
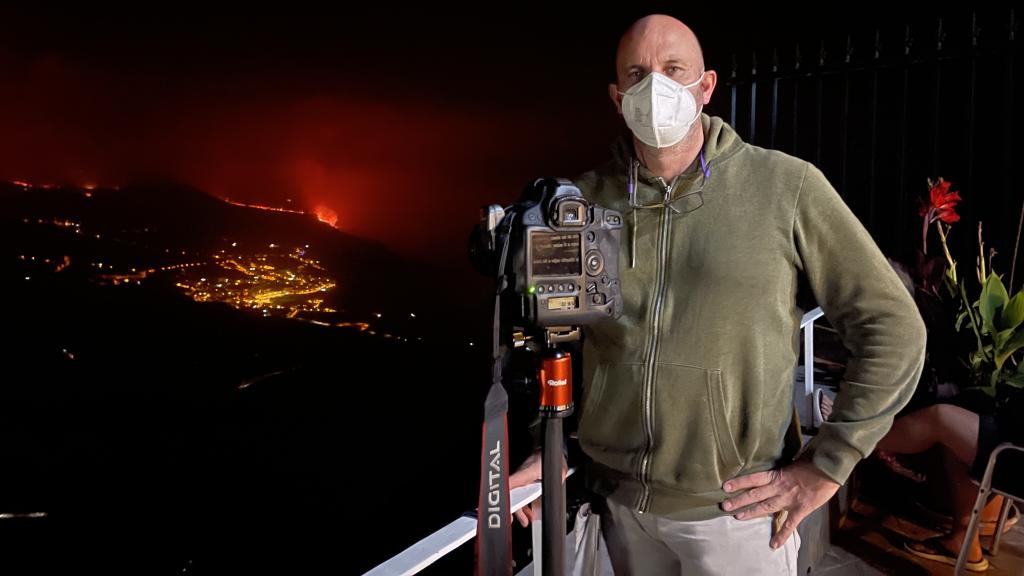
left=366, top=307, right=826, bottom=575
left=365, top=470, right=574, bottom=576
left=800, top=307, right=826, bottom=428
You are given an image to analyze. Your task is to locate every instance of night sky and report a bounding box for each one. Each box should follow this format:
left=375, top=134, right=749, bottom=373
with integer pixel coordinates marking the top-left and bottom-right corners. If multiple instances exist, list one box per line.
left=0, top=6, right=924, bottom=262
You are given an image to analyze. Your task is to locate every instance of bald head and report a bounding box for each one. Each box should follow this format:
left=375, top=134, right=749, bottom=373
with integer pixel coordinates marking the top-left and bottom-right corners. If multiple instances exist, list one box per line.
left=608, top=15, right=716, bottom=118
left=616, top=15, right=705, bottom=89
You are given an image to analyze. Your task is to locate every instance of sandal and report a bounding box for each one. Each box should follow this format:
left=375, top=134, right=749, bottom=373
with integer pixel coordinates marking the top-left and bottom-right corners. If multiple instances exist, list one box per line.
left=905, top=537, right=989, bottom=572
left=876, top=450, right=927, bottom=483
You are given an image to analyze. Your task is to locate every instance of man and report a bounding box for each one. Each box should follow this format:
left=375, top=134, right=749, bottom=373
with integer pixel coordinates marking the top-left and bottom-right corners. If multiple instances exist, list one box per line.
left=511, top=14, right=926, bottom=575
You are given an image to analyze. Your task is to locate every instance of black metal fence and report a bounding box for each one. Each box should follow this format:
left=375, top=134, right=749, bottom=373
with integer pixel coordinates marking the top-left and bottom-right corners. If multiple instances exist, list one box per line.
left=718, top=9, right=1021, bottom=277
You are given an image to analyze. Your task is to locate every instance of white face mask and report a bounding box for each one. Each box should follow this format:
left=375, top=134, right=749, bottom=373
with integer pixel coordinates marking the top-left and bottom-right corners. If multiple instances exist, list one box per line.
left=619, top=71, right=704, bottom=148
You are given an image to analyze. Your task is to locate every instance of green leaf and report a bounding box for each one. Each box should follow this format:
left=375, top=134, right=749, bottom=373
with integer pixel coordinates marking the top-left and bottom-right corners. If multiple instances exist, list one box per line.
left=998, top=291, right=1024, bottom=332
left=995, top=330, right=1024, bottom=368
left=996, top=328, right=1016, bottom=350
left=1005, top=372, right=1024, bottom=387
left=980, top=273, right=1009, bottom=335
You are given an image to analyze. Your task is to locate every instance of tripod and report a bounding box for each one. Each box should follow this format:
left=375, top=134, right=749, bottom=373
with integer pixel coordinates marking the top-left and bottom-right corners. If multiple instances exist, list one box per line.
left=533, top=327, right=578, bottom=576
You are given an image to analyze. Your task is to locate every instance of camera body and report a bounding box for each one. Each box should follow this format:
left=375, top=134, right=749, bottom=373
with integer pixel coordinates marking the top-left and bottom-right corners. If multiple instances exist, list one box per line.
left=472, top=178, right=623, bottom=331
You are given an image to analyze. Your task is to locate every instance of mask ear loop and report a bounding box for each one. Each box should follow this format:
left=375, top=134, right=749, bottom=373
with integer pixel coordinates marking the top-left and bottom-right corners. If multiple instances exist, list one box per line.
left=684, top=71, right=707, bottom=134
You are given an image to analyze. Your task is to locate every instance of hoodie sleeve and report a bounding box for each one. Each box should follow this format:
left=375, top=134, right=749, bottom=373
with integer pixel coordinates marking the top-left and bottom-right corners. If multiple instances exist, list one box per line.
left=793, top=164, right=927, bottom=484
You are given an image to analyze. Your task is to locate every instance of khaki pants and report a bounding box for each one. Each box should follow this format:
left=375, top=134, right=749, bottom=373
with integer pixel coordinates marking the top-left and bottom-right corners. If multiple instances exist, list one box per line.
left=598, top=497, right=800, bottom=575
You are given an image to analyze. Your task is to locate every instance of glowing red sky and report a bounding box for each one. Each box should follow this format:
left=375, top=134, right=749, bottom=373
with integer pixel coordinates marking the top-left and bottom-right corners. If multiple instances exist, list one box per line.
left=0, top=7, right=888, bottom=261
left=0, top=11, right=633, bottom=262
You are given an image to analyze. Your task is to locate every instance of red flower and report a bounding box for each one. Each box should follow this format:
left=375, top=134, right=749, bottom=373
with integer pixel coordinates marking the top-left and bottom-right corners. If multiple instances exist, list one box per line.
left=928, top=178, right=961, bottom=223
left=920, top=177, right=962, bottom=257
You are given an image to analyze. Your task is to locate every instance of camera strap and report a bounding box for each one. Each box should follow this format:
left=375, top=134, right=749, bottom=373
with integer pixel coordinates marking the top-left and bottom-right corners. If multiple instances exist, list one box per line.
left=477, top=214, right=514, bottom=576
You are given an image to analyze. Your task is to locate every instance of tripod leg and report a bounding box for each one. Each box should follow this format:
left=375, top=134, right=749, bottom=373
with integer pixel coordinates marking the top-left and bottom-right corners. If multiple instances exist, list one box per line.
left=543, top=417, right=566, bottom=576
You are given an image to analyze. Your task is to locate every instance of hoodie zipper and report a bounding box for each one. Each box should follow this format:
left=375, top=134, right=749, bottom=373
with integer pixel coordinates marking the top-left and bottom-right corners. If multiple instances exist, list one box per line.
left=636, top=175, right=676, bottom=513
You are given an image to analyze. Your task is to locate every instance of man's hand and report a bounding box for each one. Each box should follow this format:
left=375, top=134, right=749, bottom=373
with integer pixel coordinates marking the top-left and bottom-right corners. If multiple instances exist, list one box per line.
left=721, top=460, right=840, bottom=549
left=508, top=449, right=567, bottom=527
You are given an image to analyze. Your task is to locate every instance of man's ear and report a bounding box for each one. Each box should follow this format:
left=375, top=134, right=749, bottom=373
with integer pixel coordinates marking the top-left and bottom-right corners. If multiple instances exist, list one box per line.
left=700, top=70, right=718, bottom=105
left=608, top=83, right=623, bottom=114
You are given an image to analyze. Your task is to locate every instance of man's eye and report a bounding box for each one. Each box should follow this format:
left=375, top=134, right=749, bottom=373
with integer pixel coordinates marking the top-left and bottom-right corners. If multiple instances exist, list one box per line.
left=667, top=66, right=681, bottom=75
left=629, top=70, right=641, bottom=78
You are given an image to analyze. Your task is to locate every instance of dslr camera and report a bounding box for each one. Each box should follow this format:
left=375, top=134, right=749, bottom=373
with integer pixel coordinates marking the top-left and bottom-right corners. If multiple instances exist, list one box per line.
left=470, top=178, right=623, bottom=333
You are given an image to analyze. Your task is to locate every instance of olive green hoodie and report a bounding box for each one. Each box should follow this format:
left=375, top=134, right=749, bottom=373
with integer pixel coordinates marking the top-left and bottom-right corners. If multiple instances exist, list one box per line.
left=574, top=114, right=926, bottom=520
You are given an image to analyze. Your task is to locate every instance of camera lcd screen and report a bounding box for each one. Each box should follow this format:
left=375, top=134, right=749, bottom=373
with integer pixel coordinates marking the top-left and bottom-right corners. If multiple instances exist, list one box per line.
left=531, top=232, right=582, bottom=277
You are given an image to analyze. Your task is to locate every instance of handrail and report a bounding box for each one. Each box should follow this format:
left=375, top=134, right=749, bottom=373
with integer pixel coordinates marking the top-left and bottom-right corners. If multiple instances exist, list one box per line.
left=365, top=470, right=574, bottom=576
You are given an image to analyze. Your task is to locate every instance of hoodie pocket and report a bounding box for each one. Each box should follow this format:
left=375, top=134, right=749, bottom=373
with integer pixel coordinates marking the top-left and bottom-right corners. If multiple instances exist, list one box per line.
left=578, top=362, right=646, bottom=469
left=650, top=363, right=745, bottom=492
